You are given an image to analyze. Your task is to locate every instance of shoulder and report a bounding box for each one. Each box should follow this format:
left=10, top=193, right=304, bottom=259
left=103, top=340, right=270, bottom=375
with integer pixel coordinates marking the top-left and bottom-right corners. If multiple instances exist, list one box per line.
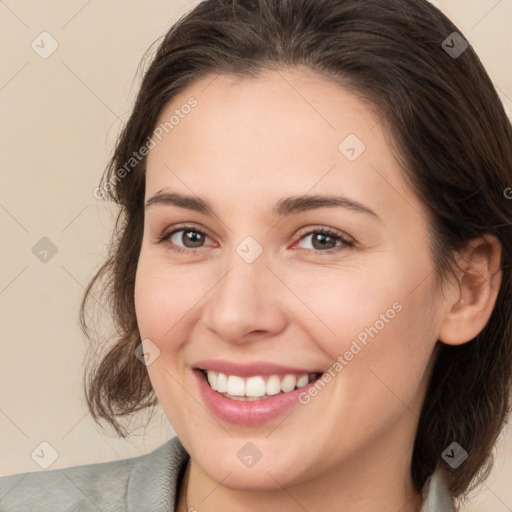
left=0, top=436, right=189, bottom=512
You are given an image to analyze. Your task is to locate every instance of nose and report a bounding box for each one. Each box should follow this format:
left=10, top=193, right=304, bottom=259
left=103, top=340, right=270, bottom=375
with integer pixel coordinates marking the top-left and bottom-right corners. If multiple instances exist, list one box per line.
left=201, top=249, right=288, bottom=345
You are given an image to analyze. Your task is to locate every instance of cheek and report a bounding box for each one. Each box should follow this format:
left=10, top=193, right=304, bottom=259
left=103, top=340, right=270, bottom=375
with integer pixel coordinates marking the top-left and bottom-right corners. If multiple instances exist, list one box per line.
left=134, top=268, right=168, bottom=341
left=330, top=284, right=438, bottom=425
left=279, top=265, right=404, bottom=352
left=286, top=262, right=438, bottom=397
left=134, top=258, right=197, bottom=424
left=134, top=254, right=206, bottom=343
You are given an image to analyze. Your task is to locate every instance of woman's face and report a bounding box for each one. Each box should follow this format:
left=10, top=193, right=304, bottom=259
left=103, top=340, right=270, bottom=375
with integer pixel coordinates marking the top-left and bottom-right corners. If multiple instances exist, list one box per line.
left=134, top=68, right=450, bottom=491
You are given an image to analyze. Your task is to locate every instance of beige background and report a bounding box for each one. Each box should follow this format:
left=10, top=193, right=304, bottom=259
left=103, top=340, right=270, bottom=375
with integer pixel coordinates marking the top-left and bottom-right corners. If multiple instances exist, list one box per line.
left=0, top=1, right=511, bottom=510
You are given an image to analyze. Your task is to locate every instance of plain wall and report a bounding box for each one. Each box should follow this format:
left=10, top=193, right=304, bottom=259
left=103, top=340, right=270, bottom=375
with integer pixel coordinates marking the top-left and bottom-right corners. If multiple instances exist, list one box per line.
left=0, top=1, right=511, bottom=510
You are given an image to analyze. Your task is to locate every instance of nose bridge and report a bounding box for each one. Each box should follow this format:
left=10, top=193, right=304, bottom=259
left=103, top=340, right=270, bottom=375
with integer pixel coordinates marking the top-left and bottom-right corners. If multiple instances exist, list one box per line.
left=216, top=231, right=268, bottom=301
left=202, top=239, right=286, bottom=342
left=214, top=242, right=268, bottom=318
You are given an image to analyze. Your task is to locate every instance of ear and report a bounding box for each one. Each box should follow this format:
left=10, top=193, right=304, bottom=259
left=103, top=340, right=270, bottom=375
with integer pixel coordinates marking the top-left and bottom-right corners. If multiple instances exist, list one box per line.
left=438, top=234, right=502, bottom=346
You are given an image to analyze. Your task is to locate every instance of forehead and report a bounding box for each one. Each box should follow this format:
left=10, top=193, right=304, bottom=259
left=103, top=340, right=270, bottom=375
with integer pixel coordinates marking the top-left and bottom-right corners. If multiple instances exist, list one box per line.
left=150, top=67, right=380, bottom=165
left=144, top=67, right=427, bottom=223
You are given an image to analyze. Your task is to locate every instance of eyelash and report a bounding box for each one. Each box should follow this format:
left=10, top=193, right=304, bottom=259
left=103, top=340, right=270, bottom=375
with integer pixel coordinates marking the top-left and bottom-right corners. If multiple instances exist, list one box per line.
left=155, top=224, right=355, bottom=255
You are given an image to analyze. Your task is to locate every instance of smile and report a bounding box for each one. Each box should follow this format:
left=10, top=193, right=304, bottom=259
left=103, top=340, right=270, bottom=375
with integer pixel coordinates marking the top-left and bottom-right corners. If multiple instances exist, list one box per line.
left=201, top=370, right=322, bottom=401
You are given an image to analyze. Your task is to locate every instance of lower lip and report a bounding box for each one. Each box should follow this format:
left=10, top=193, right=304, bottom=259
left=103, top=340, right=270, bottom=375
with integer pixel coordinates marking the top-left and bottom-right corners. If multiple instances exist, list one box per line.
left=194, top=369, right=318, bottom=426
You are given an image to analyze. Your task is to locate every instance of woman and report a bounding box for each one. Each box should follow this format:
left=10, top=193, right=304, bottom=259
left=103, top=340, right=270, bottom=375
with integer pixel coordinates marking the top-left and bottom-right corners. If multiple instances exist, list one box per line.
left=1, top=0, right=511, bottom=510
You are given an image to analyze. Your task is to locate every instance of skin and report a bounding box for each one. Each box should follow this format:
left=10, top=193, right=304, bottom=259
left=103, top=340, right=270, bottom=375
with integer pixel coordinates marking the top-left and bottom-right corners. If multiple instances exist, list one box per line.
left=134, top=66, right=502, bottom=512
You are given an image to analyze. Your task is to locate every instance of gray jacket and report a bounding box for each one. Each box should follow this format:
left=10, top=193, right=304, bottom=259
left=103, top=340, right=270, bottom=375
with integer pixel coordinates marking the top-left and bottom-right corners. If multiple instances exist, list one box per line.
left=0, top=436, right=454, bottom=511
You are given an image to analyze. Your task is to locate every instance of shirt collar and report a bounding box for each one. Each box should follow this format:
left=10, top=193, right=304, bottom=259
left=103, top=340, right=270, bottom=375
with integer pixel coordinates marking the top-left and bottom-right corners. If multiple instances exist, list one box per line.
left=167, top=438, right=454, bottom=511
left=420, top=468, right=455, bottom=511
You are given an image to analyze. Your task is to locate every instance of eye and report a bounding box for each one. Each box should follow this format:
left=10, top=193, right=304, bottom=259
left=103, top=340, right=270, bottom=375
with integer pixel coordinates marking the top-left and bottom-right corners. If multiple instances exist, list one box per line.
left=155, top=225, right=214, bottom=253
left=294, top=227, right=354, bottom=254
left=155, top=225, right=354, bottom=255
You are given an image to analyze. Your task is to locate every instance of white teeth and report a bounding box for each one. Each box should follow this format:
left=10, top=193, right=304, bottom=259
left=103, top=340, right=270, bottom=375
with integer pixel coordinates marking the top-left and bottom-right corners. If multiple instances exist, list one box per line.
left=296, top=374, right=309, bottom=388
left=204, top=370, right=317, bottom=399
left=266, top=375, right=282, bottom=396
left=207, top=371, right=218, bottom=391
left=246, top=376, right=266, bottom=397
left=217, top=372, right=228, bottom=393
left=227, top=375, right=245, bottom=396
left=280, top=374, right=297, bottom=392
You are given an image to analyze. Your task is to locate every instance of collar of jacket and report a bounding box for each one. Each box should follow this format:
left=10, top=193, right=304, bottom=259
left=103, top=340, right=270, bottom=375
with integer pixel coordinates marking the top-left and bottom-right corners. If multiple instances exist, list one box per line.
left=420, top=466, right=455, bottom=511
left=163, top=437, right=455, bottom=511
left=0, top=435, right=455, bottom=511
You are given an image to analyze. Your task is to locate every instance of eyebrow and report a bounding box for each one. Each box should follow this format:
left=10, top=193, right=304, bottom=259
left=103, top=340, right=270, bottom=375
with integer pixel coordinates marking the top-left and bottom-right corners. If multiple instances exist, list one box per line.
left=145, top=190, right=381, bottom=221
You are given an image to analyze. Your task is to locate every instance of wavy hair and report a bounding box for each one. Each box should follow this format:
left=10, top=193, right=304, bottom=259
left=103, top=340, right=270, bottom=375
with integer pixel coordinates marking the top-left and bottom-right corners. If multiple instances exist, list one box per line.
left=80, top=0, right=512, bottom=504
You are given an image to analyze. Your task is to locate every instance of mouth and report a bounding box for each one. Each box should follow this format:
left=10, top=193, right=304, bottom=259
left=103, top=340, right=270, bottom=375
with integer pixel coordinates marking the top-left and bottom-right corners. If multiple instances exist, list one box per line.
left=197, top=369, right=323, bottom=401
left=192, top=360, right=327, bottom=425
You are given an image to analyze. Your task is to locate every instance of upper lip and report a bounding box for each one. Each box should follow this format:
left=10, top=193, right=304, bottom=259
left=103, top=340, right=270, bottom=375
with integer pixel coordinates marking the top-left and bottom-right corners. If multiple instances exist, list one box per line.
left=194, top=359, right=323, bottom=377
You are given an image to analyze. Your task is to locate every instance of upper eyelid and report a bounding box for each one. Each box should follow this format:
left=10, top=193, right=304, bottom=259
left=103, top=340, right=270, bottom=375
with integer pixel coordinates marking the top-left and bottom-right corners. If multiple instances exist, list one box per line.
left=161, top=224, right=347, bottom=238
left=161, top=224, right=214, bottom=241
left=296, top=225, right=352, bottom=240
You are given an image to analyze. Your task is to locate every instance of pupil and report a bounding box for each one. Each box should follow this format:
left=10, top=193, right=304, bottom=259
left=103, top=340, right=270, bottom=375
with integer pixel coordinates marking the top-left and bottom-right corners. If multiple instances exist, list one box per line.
left=313, top=233, right=335, bottom=250
left=184, top=231, right=204, bottom=248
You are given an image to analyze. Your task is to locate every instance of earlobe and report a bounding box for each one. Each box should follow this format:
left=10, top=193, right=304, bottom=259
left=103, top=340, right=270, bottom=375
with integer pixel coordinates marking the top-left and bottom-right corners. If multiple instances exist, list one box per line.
left=437, top=234, right=502, bottom=346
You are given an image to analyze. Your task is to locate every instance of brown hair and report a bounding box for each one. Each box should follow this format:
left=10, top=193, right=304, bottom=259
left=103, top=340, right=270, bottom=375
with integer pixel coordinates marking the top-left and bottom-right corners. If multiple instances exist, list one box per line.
left=80, top=0, right=512, bottom=504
